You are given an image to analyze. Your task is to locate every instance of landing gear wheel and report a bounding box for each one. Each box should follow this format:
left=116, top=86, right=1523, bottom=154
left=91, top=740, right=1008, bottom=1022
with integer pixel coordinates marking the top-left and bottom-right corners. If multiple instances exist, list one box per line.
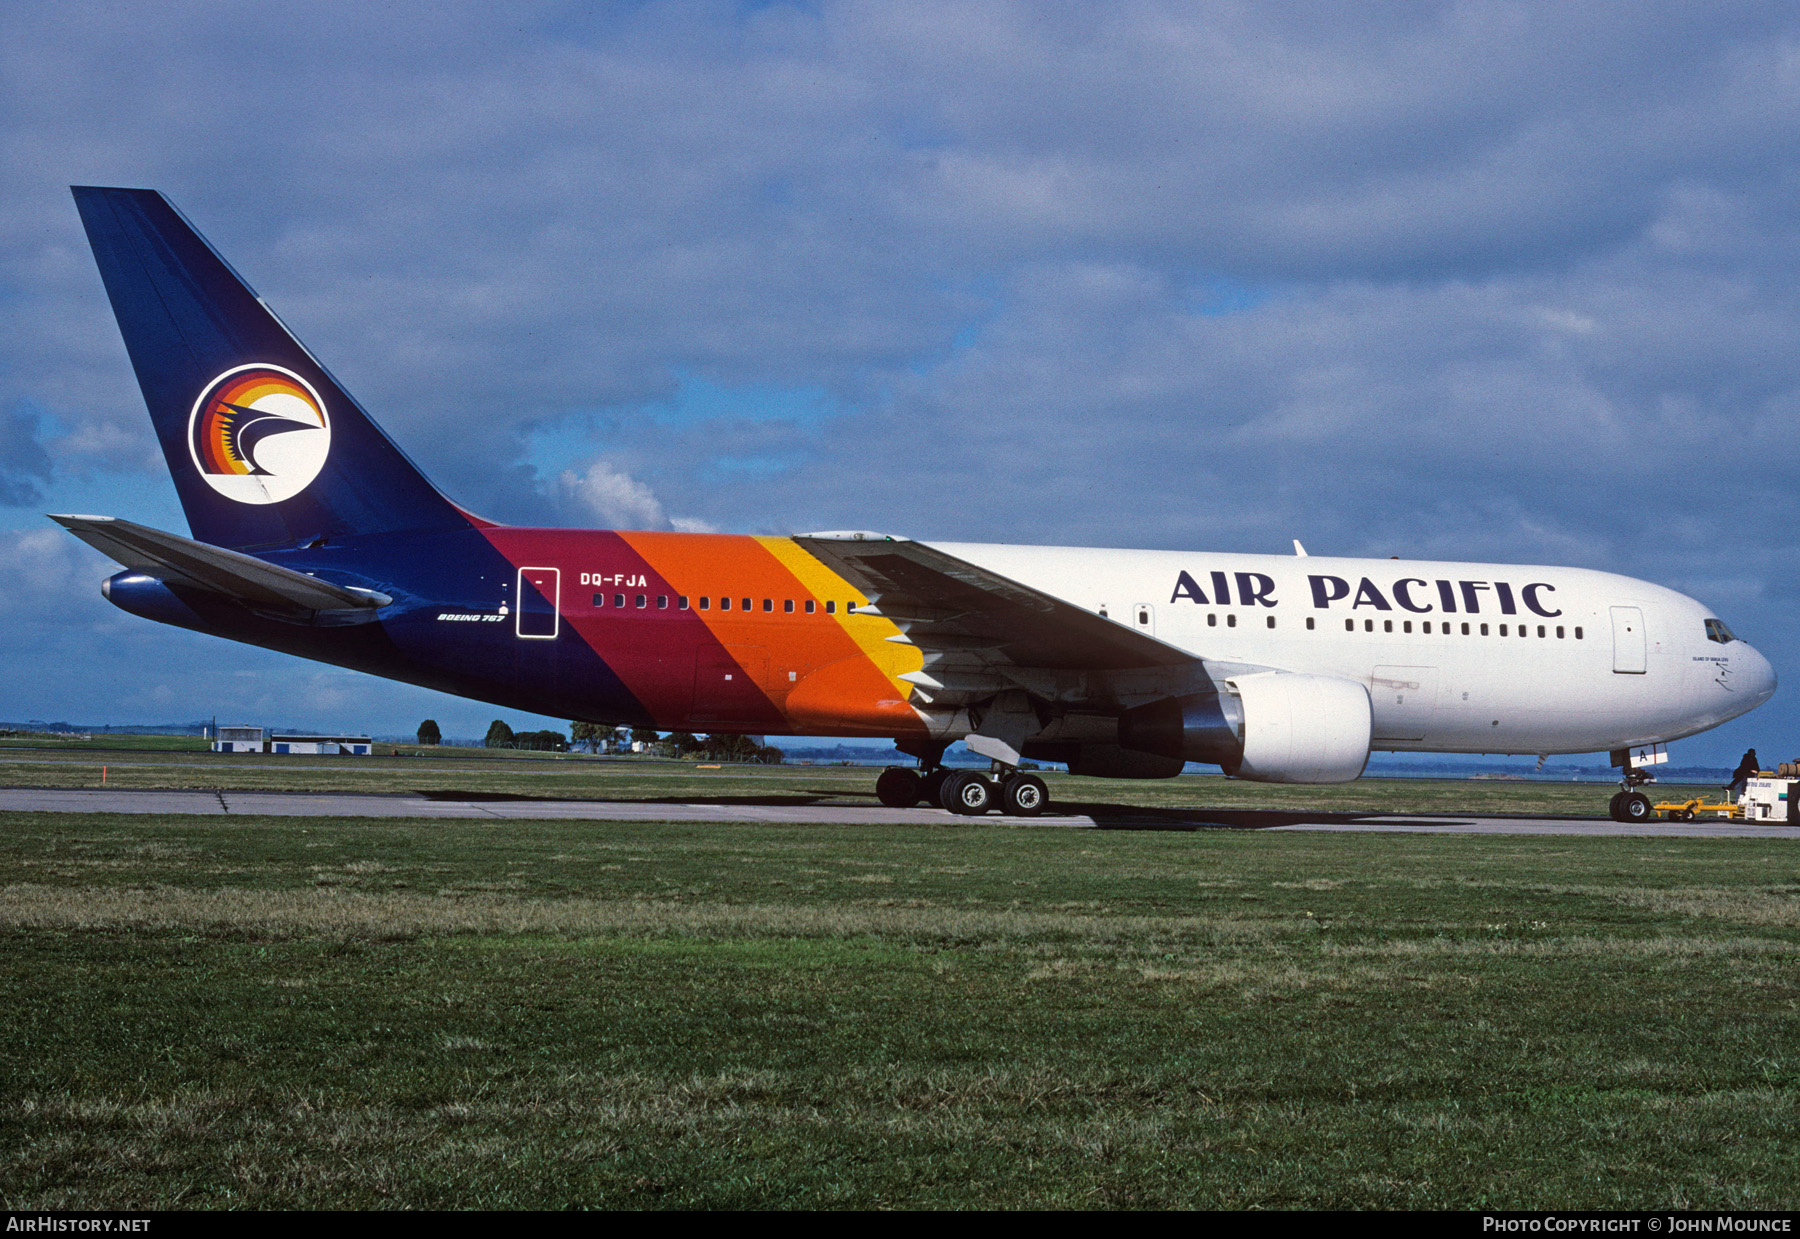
left=1607, top=792, right=1625, bottom=821
left=1000, top=773, right=1047, bottom=817
left=941, top=771, right=995, bottom=816
left=876, top=767, right=922, bottom=808
left=919, top=768, right=949, bottom=808
left=1620, top=792, right=1653, bottom=823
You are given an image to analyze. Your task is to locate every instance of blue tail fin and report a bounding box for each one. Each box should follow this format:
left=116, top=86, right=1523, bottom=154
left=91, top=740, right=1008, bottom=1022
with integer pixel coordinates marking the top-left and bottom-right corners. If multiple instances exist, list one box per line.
left=71, top=187, right=471, bottom=550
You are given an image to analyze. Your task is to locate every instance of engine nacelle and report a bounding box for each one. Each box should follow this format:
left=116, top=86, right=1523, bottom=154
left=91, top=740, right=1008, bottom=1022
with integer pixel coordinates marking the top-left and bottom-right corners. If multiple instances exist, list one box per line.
left=1225, top=672, right=1372, bottom=784
left=1116, top=672, right=1372, bottom=785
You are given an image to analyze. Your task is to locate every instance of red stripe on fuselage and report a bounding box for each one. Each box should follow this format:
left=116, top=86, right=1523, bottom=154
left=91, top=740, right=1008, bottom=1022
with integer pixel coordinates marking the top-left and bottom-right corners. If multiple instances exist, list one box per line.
left=477, top=527, right=780, bottom=730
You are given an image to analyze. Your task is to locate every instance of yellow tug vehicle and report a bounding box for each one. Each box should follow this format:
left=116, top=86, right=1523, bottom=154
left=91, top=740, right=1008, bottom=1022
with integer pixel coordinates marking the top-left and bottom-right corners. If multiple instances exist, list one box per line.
left=1647, top=769, right=1800, bottom=823
left=1649, top=794, right=1744, bottom=823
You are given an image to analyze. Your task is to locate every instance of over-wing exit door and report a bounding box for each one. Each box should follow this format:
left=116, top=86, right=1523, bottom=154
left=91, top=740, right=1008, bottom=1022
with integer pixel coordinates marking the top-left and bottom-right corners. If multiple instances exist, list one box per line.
left=516, top=567, right=560, bottom=639
left=1370, top=665, right=1437, bottom=742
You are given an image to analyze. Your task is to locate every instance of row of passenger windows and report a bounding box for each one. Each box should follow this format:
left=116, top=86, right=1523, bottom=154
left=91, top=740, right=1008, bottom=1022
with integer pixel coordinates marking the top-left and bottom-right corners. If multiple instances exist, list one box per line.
left=590, top=593, right=850, bottom=615
left=1189, top=613, right=1583, bottom=638
left=586, top=592, right=1583, bottom=641
left=1317, top=616, right=1583, bottom=639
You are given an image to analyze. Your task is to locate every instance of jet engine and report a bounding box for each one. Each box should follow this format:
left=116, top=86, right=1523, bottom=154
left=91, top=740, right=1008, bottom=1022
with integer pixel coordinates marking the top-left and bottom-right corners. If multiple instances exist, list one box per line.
left=1117, top=672, right=1372, bottom=785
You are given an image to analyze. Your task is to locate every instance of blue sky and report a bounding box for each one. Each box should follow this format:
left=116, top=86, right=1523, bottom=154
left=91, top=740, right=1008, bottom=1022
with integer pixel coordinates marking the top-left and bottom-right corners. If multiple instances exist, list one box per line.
left=3, top=2, right=1799, bottom=758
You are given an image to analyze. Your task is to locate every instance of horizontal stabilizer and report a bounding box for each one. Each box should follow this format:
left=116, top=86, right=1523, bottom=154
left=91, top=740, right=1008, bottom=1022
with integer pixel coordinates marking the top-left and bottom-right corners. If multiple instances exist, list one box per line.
left=50, top=514, right=390, bottom=614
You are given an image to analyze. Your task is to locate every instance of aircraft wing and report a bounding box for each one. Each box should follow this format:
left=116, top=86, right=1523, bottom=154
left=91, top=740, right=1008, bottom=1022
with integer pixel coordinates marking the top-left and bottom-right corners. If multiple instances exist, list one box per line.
left=50, top=514, right=390, bottom=614
left=794, top=532, right=1196, bottom=683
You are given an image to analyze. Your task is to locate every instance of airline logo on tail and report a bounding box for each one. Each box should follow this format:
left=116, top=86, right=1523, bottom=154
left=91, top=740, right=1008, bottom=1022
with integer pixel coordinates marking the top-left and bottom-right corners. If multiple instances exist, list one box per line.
left=187, top=364, right=331, bottom=504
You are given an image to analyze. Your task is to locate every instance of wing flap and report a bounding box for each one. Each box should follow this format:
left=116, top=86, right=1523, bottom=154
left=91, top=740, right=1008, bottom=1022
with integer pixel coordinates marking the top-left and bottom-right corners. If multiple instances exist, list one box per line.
left=50, top=514, right=389, bottom=614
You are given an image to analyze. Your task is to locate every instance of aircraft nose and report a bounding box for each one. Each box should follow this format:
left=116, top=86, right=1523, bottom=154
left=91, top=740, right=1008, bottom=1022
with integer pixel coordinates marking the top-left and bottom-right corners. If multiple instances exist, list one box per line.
left=1744, top=642, right=1778, bottom=705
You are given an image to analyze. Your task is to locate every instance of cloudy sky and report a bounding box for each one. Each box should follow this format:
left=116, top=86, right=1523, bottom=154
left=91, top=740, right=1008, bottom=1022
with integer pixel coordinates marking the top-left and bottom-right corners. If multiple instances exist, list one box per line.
left=2, top=1, right=1798, bottom=758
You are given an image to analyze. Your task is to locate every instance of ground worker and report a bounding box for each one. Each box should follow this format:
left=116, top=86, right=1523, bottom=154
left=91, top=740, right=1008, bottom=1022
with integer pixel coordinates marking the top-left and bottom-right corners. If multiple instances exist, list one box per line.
left=1728, top=748, right=1760, bottom=800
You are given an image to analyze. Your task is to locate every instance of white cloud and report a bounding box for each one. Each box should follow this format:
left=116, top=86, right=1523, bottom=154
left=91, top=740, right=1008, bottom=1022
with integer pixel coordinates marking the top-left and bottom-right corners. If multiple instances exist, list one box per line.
left=557, top=460, right=666, bottom=530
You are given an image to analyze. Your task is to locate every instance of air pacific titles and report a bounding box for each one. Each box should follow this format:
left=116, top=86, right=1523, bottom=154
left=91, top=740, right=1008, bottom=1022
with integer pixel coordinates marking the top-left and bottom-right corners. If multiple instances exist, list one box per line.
left=1170, top=570, right=1562, bottom=617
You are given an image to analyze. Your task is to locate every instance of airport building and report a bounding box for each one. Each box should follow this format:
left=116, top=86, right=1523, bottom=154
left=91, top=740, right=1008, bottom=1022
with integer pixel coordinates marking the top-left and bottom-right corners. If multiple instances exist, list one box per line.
left=211, top=726, right=372, bottom=755
left=213, top=725, right=264, bottom=753
left=271, top=735, right=373, bottom=755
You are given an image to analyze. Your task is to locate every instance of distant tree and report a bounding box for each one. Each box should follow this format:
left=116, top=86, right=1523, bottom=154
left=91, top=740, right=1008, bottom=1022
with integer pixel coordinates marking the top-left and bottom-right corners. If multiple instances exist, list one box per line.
left=571, top=721, right=602, bottom=752
left=611, top=727, right=631, bottom=752
left=629, top=726, right=660, bottom=751
left=416, top=719, right=441, bottom=746
left=667, top=731, right=702, bottom=755
left=756, top=744, right=785, bottom=765
left=514, top=729, right=566, bottom=752
left=703, top=733, right=762, bottom=762
left=484, top=719, right=515, bottom=749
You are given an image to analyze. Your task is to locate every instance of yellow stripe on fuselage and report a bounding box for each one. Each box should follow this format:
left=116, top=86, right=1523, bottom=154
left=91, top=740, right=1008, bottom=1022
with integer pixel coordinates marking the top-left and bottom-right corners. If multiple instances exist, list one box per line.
left=755, top=536, right=923, bottom=694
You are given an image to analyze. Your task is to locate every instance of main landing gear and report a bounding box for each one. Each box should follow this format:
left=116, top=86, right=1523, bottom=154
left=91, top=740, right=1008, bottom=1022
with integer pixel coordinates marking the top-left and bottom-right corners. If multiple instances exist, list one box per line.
left=1606, top=766, right=1656, bottom=823
left=875, top=765, right=1049, bottom=817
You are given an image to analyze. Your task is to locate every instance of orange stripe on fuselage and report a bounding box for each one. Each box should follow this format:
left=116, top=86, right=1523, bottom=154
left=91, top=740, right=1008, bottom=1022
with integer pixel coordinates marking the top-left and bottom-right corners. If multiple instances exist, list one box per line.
left=619, top=531, right=926, bottom=737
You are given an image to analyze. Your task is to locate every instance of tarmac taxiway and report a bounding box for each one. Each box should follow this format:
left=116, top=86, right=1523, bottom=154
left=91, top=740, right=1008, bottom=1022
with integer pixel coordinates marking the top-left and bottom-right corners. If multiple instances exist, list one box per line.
left=2, top=786, right=1796, bottom=836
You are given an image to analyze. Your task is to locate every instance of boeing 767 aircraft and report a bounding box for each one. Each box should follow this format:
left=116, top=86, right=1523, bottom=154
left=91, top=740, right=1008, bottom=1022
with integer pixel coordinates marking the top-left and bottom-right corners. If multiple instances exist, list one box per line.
left=57, top=187, right=1776, bottom=820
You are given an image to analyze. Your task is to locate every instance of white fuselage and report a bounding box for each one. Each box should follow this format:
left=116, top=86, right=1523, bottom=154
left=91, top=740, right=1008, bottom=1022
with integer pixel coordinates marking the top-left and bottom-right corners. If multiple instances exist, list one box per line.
left=935, top=543, right=1776, bottom=756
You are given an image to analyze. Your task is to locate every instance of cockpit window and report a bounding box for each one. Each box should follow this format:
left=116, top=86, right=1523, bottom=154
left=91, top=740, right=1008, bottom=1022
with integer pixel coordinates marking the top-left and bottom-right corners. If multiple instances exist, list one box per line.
left=1705, top=618, right=1737, bottom=644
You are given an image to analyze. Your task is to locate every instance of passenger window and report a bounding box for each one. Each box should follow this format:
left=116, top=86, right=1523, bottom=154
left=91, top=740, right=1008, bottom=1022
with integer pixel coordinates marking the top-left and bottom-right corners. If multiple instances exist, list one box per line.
left=1556, top=626, right=1564, bottom=638
left=1480, top=623, right=1488, bottom=636
left=1461, top=622, right=1470, bottom=635
left=1364, top=619, right=1373, bottom=632
left=592, top=593, right=605, bottom=608
left=1207, top=614, right=1217, bottom=627
left=1383, top=620, right=1393, bottom=633
left=805, top=600, right=815, bottom=614
left=1403, top=621, right=1412, bottom=633
left=1536, top=625, right=1544, bottom=637
left=1422, top=621, right=1431, bottom=633
left=699, top=597, right=710, bottom=611
left=1575, top=627, right=1583, bottom=639
left=742, top=598, right=751, bottom=611
left=636, top=595, right=647, bottom=609
left=784, top=599, right=794, bottom=613
left=1227, top=614, right=1237, bottom=628
left=826, top=601, right=836, bottom=614
left=1306, top=617, right=1315, bottom=631
left=613, top=594, right=625, bottom=609
left=1266, top=616, right=1275, bottom=629
left=1345, top=619, right=1354, bottom=632
left=679, top=597, right=689, bottom=610
left=720, top=597, right=731, bottom=611
left=1499, top=624, right=1508, bottom=636
left=658, top=595, right=668, bottom=609
left=763, top=599, right=773, bottom=612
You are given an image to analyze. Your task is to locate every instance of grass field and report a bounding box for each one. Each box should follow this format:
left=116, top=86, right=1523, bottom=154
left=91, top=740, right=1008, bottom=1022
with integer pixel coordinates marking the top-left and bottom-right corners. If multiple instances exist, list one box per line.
left=2, top=804, right=1797, bottom=1209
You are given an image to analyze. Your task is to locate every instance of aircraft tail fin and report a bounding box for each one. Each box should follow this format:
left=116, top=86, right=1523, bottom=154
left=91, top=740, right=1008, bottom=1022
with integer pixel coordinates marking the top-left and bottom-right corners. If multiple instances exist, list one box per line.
left=70, top=186, right=472, bottom=550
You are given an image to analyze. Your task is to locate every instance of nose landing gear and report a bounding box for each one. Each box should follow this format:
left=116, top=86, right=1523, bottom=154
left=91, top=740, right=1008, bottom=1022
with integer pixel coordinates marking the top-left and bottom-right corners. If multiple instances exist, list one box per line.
left=1607, top=766, right=1656, bottom=822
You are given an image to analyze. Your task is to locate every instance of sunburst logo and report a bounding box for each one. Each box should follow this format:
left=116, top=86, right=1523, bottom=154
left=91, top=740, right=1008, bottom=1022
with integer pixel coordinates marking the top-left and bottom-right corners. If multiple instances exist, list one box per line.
left=187, top=364, right=331, bottom=504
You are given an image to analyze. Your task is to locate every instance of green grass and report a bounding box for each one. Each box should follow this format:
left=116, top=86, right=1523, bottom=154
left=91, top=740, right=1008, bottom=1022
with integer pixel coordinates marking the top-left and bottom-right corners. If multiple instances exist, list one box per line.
left=1, top=811, right=1797, bottom=1208
left=0, top=733, right=211, bottom=751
